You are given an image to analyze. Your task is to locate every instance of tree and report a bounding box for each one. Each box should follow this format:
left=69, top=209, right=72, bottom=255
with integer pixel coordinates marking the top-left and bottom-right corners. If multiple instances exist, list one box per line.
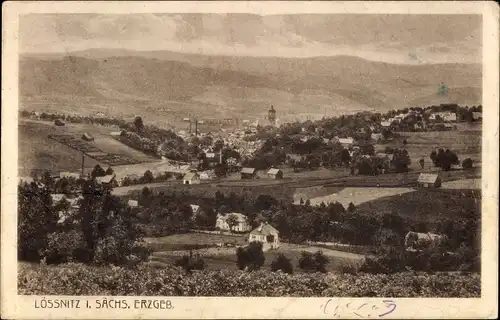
left=91, top=165, right=106, bottom=178
left=419, top=158, right=425, bottom=169
left=105, top=167, right=114, bottom=175
left=134, top=116, right=144, bottom=134
left=174, top=252, right=205, bottom=273
left=18, top=183, right=58, bottom=261
left=340, top=149, right=351, bottom=165
left=236, top=241, right=265, bottom=271
left=213, top=163, right=228, bottom=177
left=298, top=251, right=329, bottom=273
left=348, top=202, right=356, bottom=212
left=143, top=170, right=154, bottom=183
left=462, top=158, right=473, bottom=169
left=226, top=214, right=239, bottom=232
left=270, top=254, right=293, bottom=274
left=392, top=149, right=411, bottom=173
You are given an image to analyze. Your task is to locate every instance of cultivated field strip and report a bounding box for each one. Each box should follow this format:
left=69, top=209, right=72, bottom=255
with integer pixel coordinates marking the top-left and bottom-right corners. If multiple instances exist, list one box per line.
left=48, top=134, right=141, bottom=166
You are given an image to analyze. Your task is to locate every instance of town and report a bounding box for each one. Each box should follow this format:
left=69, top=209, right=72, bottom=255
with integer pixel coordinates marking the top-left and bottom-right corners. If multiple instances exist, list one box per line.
left=18, top=100, right=482, bottom=297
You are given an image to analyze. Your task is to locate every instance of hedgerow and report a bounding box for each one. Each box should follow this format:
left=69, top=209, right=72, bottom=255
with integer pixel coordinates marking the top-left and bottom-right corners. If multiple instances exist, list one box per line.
left=18, top=263, right=480, bottom=297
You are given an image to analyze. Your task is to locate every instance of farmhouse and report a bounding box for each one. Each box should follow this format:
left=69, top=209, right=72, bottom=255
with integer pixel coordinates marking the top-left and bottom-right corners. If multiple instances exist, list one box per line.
left=110, top=131, right=122, bottom=137
left=248, top=222, right=280, bottom=251
left=50, top=194, right=83, bottom=224
left=267, top=168, right=283, bottom=179
left=338, top=138, right=354, bottom=148
left=380, top=121, right=391, bottom=128
left=241, top=167, right=256, bottom=179
left=417, top=173, right=441, bottom=188
left=472, top=112, right=482, bottom=121
left=183, top=172, right=200, bottom=185
left=215, top=213, right=251, bottom=232
left=96, top=174, right=118, bottom=187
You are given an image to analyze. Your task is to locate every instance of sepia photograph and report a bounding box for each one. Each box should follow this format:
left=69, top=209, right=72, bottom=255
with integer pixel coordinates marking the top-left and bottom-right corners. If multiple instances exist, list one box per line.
left=2, top=1, right=498, bottom=319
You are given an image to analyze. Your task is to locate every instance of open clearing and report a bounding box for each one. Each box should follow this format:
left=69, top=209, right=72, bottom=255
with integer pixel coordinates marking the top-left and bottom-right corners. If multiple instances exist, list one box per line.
left=378, top=129, right=482, bottom=171
left=19, top=119, right=157, bottom=175
left=356, top=188, right=481, bottom=222
left=145, top=232, right=365, bottom=272
left=301, top=187, right=416, bottom=207
left=441, top=178, right=481, bottom=190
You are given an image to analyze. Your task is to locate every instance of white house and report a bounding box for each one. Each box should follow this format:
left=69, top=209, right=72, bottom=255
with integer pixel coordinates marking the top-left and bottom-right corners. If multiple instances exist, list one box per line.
left=248, top=222, right=280, bottom=251
left=96, top=174, right=118, bottom=187
left=127, top=200, right=139, bottom=208
left=59, top=172, right=81, bottom=179
left=338, top=138, right=354, bottom=148
left=429, top=112, right=457, bottom=122
left=183, top=172, right=200, bottom=185
left=472, top=112, right=482, bottom=121
left=215, top=213, right=251, bottom=232
left=380, top=121, right=391, bottom=128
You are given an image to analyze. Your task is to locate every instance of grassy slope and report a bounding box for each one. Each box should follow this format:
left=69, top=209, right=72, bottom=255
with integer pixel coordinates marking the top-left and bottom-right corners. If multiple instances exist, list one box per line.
left=356, top=188, right=481, bottom=222
left=18, top=119, right=157, bottom=175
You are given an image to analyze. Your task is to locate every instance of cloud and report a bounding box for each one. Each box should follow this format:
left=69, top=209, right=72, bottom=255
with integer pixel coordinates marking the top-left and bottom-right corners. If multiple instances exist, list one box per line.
left=19, top=13, right=482, bottom=64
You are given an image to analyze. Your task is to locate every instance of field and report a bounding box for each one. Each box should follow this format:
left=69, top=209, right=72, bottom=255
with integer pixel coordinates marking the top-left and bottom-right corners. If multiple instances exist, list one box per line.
left=378, top=127, right=482, bottom=170
left=356, top=188, right=481, bottom=222
left=304, top=187, right=416, bottom=207
left=143, top=232, right=365, bottom=273
left=19, top=119, right=157, bottom=176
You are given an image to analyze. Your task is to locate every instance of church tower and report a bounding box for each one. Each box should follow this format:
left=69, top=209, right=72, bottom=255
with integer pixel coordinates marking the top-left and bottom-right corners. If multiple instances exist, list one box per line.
left=268, top=105, right=276, bottom=125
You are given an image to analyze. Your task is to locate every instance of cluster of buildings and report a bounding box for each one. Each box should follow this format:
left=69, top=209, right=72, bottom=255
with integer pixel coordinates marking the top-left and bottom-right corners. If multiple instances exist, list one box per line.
left=214, top=212, right=280, bottom=251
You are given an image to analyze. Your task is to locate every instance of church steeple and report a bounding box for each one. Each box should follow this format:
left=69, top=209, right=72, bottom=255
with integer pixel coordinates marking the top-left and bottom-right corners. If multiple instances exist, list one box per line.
left=268, top=105, right=276, bottom=125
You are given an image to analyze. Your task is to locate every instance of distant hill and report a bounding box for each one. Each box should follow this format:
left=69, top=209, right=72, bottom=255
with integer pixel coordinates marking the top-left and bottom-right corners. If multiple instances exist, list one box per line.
left=19, top=50, right=482, bottom=126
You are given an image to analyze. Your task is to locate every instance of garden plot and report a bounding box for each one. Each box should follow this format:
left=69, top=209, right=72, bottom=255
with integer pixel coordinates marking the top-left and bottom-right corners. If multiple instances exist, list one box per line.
left=302, top=187, right=416, bottom=207
left=441, top=178, right=481, bottom=190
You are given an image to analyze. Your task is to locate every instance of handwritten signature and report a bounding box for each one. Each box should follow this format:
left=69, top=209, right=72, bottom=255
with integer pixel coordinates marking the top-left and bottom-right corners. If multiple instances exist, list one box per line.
left=321, top=299, right=396, bottom=318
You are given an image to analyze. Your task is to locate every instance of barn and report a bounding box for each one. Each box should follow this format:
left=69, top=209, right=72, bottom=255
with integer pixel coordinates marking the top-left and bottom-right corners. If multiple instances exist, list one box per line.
left=417, top=173, right=441, bottom=188
left=267, top=168, right=283, bottom=179
left=240, top=167, right=256, bottom=179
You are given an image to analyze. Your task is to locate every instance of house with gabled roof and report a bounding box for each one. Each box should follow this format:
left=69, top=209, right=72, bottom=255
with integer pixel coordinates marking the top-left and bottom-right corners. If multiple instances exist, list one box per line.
left=183, top=172, right=200, bottom=185
left=417, top=173, right=441, bottom=188
left=248, top=222, right=280, bottom=251
left=267, top=168, right=283, bottom=180
left=241, top=167, right=256, bottom=179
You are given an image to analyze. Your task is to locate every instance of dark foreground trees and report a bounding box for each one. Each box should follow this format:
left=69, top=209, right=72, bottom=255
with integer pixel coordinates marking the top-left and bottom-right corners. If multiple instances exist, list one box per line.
left=18, top=177, right=150, bottom=266
left=236, top=241, right=265, bottom=271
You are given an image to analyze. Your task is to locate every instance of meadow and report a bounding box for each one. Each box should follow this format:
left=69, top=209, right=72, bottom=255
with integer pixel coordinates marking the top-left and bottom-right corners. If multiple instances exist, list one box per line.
left=144, top=232, right=365, bottom=273
left=19, top=119, right=156, bottom=176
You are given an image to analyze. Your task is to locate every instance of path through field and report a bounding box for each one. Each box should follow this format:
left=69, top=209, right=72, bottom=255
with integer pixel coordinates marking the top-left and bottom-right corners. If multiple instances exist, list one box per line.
left=300, top=187, right=416, bottom=207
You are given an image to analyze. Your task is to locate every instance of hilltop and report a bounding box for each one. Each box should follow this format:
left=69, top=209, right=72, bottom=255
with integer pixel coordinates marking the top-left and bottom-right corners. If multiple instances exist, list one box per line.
left=20, top=50, right=481, bottom=127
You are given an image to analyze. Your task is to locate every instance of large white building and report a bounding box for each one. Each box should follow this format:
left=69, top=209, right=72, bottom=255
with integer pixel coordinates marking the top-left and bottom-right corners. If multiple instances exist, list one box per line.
left=215, top=213, right=251, bottom=232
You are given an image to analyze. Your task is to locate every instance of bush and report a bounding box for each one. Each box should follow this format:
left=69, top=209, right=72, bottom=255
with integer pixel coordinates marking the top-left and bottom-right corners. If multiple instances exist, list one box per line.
left=174, top=253, right=205, bottom=273
left=298, top=251, right=329, bottom=273
left=462, top=158, right=473, bottom=169
left=38, top=230, right=89, bottom=264
left=236, top=241, right=265, bottom=271
left=270, top=254, right=293, bottom=274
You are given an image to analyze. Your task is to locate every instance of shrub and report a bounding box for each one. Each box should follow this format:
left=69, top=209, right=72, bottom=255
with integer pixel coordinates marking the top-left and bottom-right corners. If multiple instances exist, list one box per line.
left=270, top=254, right=293, bottom=274
left=298, top=251, right=329, bottom=273
left=174, top=252, right=205, bottom=273
left=38, top=231, right=88, bottom=264
left=462, top=158, right=473, bottom=169
left=236, top=241, right=265, bottom=271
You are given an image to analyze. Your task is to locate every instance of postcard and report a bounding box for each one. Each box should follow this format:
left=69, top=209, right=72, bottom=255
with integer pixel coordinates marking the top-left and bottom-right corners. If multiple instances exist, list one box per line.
left=1, top=1, right=498, bottom=319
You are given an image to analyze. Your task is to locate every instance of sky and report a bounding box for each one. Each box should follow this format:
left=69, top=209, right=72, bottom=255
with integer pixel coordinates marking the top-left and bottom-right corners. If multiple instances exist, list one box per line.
left=19, top=13, right=482, bottom=64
